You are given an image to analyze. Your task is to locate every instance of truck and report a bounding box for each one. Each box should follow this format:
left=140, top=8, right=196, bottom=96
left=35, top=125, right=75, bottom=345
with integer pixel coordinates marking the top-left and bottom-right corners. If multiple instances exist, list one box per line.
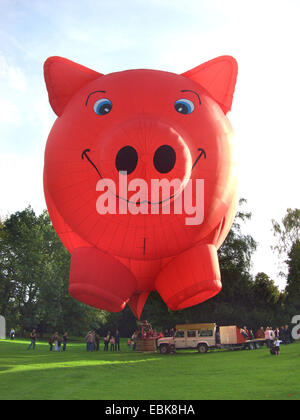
left=157, top=323, right=265, bottom=354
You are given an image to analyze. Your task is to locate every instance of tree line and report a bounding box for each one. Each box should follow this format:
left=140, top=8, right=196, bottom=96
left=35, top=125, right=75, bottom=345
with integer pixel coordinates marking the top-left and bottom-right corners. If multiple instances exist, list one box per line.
left=0, top=202, right=299, bottom=338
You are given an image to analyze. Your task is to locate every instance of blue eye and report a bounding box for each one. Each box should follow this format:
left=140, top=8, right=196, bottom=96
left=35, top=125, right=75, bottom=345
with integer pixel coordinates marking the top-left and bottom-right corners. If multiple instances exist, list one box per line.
left=93, top=98, right=112, bottom=115
left=174, top=99, right=194, bottom=114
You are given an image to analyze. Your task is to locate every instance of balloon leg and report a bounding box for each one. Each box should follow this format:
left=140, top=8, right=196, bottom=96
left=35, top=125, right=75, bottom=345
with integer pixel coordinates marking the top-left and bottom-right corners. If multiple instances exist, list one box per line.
left=155, top=244, right=221, bottom=311
left=69, top=247, right=137, bottom=312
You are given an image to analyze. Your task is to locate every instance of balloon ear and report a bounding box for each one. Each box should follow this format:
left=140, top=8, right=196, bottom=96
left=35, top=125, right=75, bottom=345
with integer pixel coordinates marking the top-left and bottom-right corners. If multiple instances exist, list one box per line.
left=181, top=56, right=238, bottom=114
left=44, top=56, right=102, bottom=116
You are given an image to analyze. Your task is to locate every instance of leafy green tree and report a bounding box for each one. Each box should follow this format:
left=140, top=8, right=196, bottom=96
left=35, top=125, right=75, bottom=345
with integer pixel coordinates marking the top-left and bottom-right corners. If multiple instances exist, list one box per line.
left=272, top=208, right=300, bottom=255
left=252, top=272, right=281, bottom=305
left=214, top=199, right=257, bottom=325
left=249, top=272, right=286, bottom=327
left=0, top=207, right=45, bottom=333
left=271, top=208, right=300, bottom=322
left=0, top=207, right=107, bottom=336
left=285, top=240, right=300, bottom=314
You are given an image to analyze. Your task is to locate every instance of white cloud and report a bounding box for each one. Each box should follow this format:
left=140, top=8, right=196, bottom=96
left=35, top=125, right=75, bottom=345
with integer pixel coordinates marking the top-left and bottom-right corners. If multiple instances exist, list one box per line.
left=8, top=66, right=28, bottom=92
left=0, top=152, right=46, bottom=218
left=0, top=99, right=21, bottom=124
left=33, top=95, right=56, bottom=140
left=0, top=52, right=28, bottom=92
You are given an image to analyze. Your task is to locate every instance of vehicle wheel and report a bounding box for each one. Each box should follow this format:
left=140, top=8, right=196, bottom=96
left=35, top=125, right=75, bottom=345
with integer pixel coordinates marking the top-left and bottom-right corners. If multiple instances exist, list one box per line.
left=169, top=344, right=176, bottom=354
left=159, top=344, right=169, bottom=355
left=197, top=344, right=208, bottom=354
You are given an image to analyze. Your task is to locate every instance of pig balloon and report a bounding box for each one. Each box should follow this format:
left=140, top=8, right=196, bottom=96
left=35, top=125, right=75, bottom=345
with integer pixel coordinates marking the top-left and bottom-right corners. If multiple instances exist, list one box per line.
left=43, top=56, right=238, bottom=319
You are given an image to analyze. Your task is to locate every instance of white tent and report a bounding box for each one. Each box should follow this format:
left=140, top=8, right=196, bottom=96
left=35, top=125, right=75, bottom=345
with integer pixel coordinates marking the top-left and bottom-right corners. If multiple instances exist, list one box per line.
left=0, top=315, right=6, bottom=339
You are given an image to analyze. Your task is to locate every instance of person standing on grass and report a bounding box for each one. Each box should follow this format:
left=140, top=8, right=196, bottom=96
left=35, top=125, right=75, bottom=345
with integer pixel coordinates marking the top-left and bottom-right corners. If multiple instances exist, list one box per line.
left=265, top=327, right=274, bottom=348
left=95, top=332, right=100, bottom=351
left=91, top=331, right=96, bottom=351
left=103, top=335, right=107, bottom=351
left=274, top=337, right=282, bottom=355
left=62, top=332, right=68, bottom=352
left=115, top=329, right=120, bottom=351
left=270, top=327, right=275, bottom=344
left=279, top=326, right=285, bottom=341
left=49, top=334, right=55, bottom=351
left=131, top=331, right=137, bottom=351
left=27, top=329, right=37, bottom=350
left=53, top=332, right=61, bottom=352
left=284, top=325, right=291, bottom=344
left=110, top=335, right=115, bottom=351
left=256, top=327, right=265, bottom=339
left=104, top=331, right=111, bottom=351
left=274, top=327, right=280, bottom=338
left=86, top=331, right=95, bottom=352
left=85, top=331, right=91, bottom=351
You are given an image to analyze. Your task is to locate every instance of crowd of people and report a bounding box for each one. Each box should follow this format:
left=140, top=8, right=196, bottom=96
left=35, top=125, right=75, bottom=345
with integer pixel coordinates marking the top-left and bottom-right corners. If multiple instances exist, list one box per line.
left=239, top=325, right=293, bottom=356
left=85, top=329, right=121, bottom=352
left=27, top=330, right=69, bottom=352
left=48, top=332, right=69, bottom=352
left=23, top=323, right=297, bottom=354
left=239, top=325, right=293, bottom=345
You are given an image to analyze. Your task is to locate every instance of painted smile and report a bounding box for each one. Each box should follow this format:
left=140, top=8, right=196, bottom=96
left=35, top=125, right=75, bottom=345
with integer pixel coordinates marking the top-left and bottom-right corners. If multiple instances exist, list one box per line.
left=81, top=148, right=206, bottom=205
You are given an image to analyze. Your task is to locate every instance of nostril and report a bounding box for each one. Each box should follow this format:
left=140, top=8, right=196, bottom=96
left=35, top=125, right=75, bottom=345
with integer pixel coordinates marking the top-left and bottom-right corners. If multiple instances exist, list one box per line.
left=153, top=145, right=176, bottom=174
left=115, top=146, right=138, bottom=175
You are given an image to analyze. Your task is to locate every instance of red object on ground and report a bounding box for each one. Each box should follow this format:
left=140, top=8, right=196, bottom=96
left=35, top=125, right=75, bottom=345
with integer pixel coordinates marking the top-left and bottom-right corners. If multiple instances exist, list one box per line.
left=43, top=55, right=238, bottom=319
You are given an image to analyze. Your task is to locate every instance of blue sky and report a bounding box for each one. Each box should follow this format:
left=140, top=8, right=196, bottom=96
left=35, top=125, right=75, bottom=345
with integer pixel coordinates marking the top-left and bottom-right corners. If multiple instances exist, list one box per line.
left=0, top=0, right=299, bottom=288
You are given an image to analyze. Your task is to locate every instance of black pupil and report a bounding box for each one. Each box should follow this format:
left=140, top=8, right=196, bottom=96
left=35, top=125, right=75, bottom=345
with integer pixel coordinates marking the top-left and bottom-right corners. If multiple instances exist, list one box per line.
left=175, top=102, right=188, bottom=114
left=100, top=103, right=112, bottom=114
left=153, top=145, right=176, bottom=174
left=115, top=146, right=138, bottom=175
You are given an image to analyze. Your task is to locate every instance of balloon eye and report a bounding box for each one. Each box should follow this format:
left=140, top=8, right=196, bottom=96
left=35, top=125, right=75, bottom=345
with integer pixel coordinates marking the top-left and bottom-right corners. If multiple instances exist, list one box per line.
left=153, top=145, right=176, bottom=174
left=115, top=146, right=138, bottom=175
left=93, top=98, right=112, bottom=115
left=174, top=99, right=194, bottom=114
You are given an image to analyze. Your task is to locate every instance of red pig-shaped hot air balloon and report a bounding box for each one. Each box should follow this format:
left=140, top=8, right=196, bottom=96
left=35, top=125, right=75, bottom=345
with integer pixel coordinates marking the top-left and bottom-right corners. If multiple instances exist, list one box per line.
left=43, top=55, right=238, bottom=319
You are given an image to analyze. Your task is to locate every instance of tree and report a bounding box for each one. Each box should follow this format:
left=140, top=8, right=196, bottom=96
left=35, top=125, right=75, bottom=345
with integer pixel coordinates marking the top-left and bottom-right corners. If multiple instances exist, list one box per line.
left=214, top=199, right=257, bottom=324
left=271, top=208, right=300, bottom=319
left=285, top=240, right=300, bottom=314
left=0, top=207, right=44, bottom=332
left=0, top=207, right=108, bottom=336
left=272, top=208, right=300, bottom=255
left=252, top=272, right=281, bottom=305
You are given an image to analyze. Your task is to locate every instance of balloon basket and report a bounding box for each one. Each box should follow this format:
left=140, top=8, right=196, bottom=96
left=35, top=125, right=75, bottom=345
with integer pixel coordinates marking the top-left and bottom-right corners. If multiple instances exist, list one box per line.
left=135, top=338, right=157, bottom=353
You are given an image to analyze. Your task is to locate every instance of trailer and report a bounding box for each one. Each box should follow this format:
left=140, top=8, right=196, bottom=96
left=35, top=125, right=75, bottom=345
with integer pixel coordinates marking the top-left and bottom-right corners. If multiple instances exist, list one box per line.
left=157, top=323, right=265, bottom=354
left=218, top=326, right=265, bottom=351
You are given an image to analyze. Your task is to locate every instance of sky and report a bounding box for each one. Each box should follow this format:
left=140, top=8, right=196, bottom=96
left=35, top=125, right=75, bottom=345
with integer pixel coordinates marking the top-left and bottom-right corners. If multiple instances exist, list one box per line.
left=0, top=0, right=299, bottom=289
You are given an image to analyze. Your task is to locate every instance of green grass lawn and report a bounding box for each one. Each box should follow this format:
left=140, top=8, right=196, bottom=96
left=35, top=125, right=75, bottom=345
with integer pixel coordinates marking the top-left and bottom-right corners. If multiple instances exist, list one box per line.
left=0, top=338, right=299, bottom=400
